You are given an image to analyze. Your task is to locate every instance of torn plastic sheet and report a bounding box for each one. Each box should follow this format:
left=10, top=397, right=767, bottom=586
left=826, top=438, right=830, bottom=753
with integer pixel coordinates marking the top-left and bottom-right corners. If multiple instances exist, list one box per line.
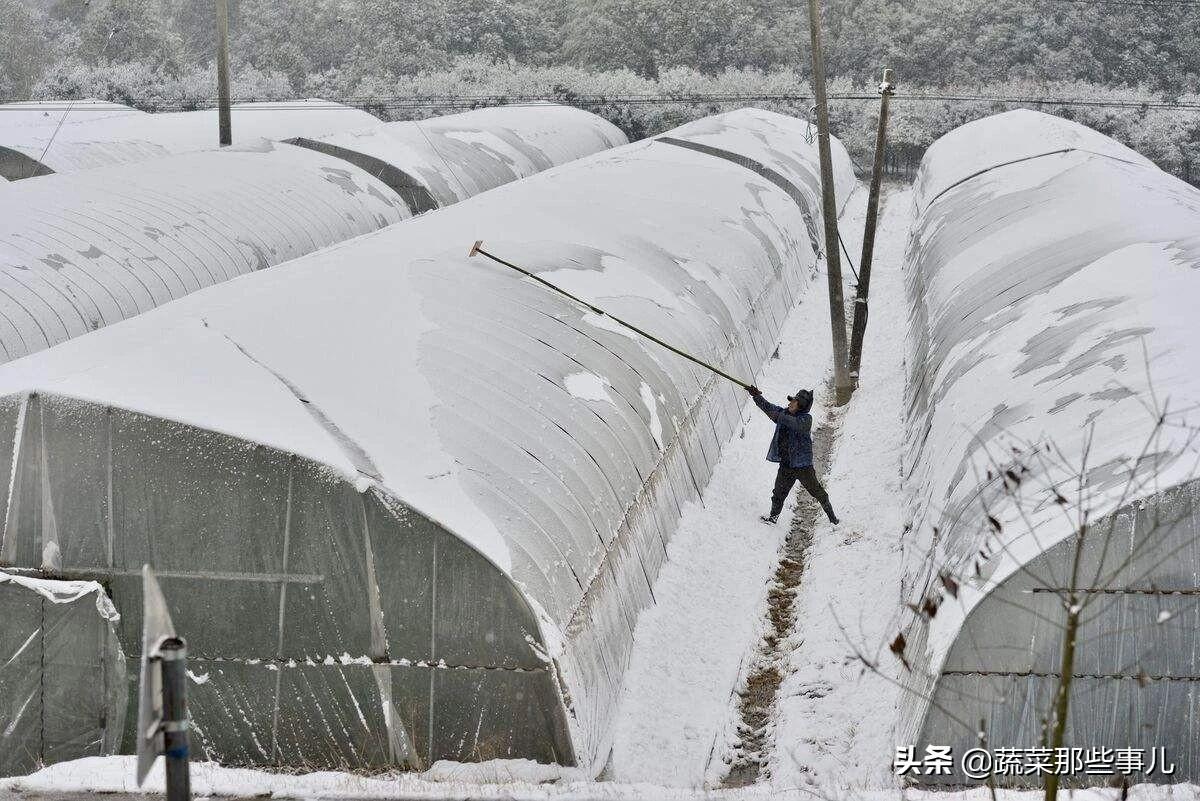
left=0, top=570, right=127, bottom=778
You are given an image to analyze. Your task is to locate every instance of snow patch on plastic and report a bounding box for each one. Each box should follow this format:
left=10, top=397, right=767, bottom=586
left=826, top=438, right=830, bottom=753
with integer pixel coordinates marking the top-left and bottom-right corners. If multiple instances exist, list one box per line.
left=564, top=372, right=614, bottom=404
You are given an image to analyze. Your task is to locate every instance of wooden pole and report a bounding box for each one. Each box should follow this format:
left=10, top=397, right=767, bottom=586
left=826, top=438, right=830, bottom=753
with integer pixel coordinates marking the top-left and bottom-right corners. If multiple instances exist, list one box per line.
left=806, top=0, right=853, bottom=405
left=469, top=241, right=753, bottom=389
left=848, top=67, right=895, bottom=385
left=215, top=0, right=232, bottom=147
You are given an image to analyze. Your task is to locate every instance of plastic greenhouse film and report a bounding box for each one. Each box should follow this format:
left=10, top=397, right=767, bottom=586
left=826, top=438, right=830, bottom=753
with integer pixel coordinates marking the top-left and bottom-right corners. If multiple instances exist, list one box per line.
left=0, top=572, right=126, bottom=778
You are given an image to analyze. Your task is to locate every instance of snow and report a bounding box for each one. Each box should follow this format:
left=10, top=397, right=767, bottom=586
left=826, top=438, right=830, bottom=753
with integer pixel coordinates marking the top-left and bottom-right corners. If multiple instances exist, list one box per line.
left=607, top=182, right=864, bottom=789
left=0, top=108, right=839, bottom=597
left=0, top=106, right=628, bottom=366
left=2, top=99, right=379, bottom=174
left=639, top=382, right=665, bottom=449
left=541, top=254, right=687, bottom=311
left=902, top=117, right=1200, bottom=703
left=297, top=104, right=627, bottom=206
left=771, top=189, right=915, bottom=791
left=0, top=108, right=854, bottom=774
left=0, top=138, right=410, bottom=362
left=2, top=139, right=1197, bottom=797
left=5, top=755, right=1200, bottom=800
left=660, top=108, right=859, bottom=215
left=187, top=669, right=211, bottom=685
left=912, top=108, right=1154, bottom=212
left=564, top=371, right=615, bottom=404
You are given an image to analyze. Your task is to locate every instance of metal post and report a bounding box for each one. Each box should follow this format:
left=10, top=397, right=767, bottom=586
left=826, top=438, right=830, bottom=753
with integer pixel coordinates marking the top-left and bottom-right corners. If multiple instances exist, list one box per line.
left=806, top=0, right=853, bottom=405
left=159, top=638, right=191, bottom=801
left=215, top=0, right=232, bottom=146
left=848, top=67, right=896, bottom=385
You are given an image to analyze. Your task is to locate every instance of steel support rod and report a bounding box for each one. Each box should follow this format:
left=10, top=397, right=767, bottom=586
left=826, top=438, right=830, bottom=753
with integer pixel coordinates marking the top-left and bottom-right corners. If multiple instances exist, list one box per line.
left=160, top=638, right=191, bottom=801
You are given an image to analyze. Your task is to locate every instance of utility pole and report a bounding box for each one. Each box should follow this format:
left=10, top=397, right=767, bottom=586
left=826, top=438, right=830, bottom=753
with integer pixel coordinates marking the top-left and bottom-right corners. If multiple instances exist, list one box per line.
left=806, top=0, right=853, bottom=405
left=848, top=67, right=896, bottom=385
left=215, top=0, right=232, bottom=146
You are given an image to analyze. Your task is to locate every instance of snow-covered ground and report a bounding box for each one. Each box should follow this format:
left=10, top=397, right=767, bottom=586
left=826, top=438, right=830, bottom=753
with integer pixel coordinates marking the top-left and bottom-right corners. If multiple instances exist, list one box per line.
left=770, top=188, right=914, bottom=792
left=606, top=185, right=866, bottom=787
left=6, top=755, right=1200, bottom=801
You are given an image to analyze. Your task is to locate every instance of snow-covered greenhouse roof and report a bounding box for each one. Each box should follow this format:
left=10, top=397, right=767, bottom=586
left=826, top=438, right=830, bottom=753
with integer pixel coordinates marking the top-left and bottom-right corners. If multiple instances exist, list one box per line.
left=0, top=104, right=624, bottom=364
left=289, top=103, right=628, bottom=209
left=0, top=100, right=145, bottom=130
left=901, top=109, right=1200, bottom=782
left=0, top=107, right=855, bottom=772
left=911, top=108, right=1155, bottom=212
left=0, top=99, right=378, bottom=179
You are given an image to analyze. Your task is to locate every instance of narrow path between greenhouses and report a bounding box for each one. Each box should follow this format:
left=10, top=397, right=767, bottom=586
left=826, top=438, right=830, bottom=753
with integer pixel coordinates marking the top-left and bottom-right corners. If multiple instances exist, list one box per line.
left=606, top=186, right=869, bottom=788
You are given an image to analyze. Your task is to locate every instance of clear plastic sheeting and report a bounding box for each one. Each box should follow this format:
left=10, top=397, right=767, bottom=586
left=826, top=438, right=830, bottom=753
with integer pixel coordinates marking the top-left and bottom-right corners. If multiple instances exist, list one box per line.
left=900, top=110, right=1200, bottom=785
left=289, top=104, right=627, bottom=210
left=0, top=571, right=126, bottom=778
left=0, top=100, right=378, bottom=179
left=0, top=108, right=854, bottom=775
left=0, top=104, right=623, bottom=365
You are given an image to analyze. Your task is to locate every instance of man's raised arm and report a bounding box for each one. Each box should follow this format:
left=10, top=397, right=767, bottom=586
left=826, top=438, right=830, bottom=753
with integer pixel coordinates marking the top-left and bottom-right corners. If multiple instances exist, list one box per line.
left=746, top=386, right=784, bottom=422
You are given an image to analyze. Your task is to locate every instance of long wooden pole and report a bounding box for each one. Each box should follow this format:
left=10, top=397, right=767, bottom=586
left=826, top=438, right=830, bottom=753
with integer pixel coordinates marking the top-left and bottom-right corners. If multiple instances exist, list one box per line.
left=215, top=0, right=232, bottom=147
left=848, top=67, right=895, bottom=384
left=469, top=242, right=753, bottom=389
left=806, top=0, right=853, bottom=405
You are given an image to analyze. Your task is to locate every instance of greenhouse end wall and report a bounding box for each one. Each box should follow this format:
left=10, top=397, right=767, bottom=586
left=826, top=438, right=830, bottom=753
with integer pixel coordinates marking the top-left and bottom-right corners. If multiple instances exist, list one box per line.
left=0, top=392, right=574, bottom=771
left=917, top=477, right=1200, bottom=785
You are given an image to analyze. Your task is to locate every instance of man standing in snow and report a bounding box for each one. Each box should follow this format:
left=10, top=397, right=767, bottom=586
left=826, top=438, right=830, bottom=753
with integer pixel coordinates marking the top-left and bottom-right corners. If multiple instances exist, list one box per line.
left=746, top=386, right=839, bottom=525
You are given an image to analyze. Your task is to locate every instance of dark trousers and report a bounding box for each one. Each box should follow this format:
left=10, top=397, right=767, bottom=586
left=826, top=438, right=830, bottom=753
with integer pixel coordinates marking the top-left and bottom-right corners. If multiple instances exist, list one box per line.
left=770, top=465, right=835, bottom=519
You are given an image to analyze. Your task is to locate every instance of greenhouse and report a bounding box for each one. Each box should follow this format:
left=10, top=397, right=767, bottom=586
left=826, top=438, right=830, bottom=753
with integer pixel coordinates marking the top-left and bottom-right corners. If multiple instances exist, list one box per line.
left=900, top=109, right=1200, bottom=785
left=0, top=105, right=623, bottom=364
left=0, top=101, right=147, bottom=180
left=0, top=107, right=855, bottom=774
left=288, top=103, right=627, bottom=210
left=0, top=100, right=378, bottom=179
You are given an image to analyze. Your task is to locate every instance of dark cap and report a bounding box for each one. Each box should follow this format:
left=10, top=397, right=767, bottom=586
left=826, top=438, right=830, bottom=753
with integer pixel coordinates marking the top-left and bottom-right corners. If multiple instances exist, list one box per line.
left=787, top=389, right=813, bottom=404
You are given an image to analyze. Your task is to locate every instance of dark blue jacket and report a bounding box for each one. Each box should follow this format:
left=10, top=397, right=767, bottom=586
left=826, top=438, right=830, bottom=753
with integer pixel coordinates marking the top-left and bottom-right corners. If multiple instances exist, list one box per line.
left=753, top=394, right=814, bottom=468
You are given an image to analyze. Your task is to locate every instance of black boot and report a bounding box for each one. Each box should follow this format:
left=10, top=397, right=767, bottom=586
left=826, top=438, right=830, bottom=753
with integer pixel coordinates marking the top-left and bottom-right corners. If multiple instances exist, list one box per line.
left=823, top=503, right=839, bottom=525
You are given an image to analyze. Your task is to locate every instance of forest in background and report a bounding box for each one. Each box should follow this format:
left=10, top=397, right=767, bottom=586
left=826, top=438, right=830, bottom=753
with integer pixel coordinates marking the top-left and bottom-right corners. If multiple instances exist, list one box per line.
left=4, top=0, right=1200, bottom=180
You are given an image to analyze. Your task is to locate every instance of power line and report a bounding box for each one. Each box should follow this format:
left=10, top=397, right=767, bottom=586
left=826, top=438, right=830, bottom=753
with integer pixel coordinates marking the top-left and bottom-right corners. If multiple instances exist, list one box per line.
left=5, top=93, right=1200, bottom=112
left=1052, top=0, right=1200, bottom=6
